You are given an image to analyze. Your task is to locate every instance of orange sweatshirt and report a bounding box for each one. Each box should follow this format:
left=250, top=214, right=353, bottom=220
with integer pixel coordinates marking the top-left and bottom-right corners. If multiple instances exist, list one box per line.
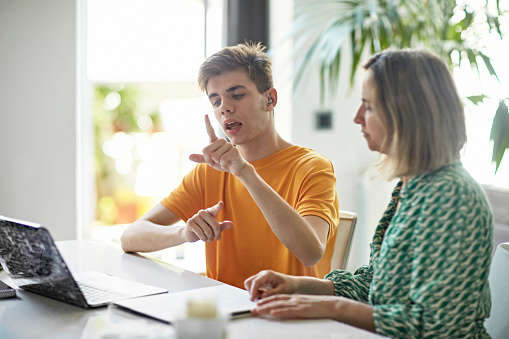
left=162, top=145, right=339, bottom=288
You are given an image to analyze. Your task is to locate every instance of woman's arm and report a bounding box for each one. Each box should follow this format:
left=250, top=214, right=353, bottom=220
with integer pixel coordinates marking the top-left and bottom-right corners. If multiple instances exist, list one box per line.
left=325, top=265, right=373, bottom=302
left=252, top=295, right=375, bottom=333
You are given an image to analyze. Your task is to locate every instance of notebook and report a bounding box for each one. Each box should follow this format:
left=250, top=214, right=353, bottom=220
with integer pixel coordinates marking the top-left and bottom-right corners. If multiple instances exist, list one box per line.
left=0, top=216, right=167, bottom=308
left=114, top=284, right=257, bottom=323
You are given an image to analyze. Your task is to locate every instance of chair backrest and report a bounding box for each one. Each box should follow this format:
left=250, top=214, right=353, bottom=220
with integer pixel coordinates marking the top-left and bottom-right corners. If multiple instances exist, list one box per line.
left=485, top=242, right=509, bottom=339
left=330, top=210, right=357, bottom=270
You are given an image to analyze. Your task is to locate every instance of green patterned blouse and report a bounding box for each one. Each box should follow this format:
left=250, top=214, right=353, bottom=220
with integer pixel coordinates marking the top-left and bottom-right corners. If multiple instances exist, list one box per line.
left=326, top=163, right=493, bottom=338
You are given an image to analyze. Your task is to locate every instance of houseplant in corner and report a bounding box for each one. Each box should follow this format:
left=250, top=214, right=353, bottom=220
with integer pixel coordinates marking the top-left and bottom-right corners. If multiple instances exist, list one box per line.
left=292, top=0, right=508, bottom=171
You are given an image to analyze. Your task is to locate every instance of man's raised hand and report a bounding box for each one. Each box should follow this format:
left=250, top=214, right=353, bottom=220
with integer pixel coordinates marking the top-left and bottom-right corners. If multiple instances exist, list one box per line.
left=189, top=114, right=249, bottom=177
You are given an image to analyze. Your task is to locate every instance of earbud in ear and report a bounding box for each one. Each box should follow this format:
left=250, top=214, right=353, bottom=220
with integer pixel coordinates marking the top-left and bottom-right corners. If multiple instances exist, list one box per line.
left=267, top=97, right=273, bottom=105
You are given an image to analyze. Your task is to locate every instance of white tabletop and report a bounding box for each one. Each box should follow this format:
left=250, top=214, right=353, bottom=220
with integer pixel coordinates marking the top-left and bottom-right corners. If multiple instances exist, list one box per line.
left=0, top=240, right=383, bottom=339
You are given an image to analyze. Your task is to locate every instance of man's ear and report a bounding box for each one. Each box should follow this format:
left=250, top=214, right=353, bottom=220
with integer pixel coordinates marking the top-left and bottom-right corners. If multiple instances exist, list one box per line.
left=266, top=88, right=277, bottom=109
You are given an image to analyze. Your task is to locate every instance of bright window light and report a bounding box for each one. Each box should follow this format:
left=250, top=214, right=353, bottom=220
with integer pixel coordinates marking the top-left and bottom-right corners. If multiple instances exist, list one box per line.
left=455, top=0, right=509, bottom=189
left=87, top=0, right=206, bottom=82
left=86, top=0, right=223, bottom=272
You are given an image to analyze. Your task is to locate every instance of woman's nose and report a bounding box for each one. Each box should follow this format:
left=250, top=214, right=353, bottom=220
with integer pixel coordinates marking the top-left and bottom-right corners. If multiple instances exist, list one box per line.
left=353, top=105, right=364, bottom=124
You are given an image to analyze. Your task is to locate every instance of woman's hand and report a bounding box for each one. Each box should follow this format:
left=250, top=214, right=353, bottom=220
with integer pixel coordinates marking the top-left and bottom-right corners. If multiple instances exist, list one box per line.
left=253, top=294, right=376, bottom=332
left=251, top=294, right=341, bottom=320
left=244, top=270, right=299, bottom=301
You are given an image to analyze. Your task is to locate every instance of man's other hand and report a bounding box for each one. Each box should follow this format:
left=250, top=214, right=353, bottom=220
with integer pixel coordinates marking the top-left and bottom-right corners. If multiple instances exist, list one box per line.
left=184, top=201, right=233, bottom=242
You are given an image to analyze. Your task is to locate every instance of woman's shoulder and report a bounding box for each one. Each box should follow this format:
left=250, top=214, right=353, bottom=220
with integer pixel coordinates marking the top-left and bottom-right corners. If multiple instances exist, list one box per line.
left=406, top=163, right=492, bottom=213
left=409, top=163, right=477, bottom=193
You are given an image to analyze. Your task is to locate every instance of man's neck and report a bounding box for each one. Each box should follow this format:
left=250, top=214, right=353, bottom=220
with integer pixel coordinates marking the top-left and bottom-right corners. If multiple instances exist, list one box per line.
left=238, top=131, right=292, bottom=162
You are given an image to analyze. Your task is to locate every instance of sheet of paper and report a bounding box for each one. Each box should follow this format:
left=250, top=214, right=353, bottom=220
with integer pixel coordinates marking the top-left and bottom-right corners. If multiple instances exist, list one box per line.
left=113, top=284, right=256, bottom=323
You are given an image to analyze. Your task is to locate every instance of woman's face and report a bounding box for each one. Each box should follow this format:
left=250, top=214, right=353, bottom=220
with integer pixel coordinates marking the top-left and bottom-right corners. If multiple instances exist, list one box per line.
left=353, top=70, right=388, bottom=154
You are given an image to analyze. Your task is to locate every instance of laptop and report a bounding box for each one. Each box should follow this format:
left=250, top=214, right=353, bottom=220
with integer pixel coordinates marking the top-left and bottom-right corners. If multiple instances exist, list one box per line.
left=0, top=216, right=167, bottom=308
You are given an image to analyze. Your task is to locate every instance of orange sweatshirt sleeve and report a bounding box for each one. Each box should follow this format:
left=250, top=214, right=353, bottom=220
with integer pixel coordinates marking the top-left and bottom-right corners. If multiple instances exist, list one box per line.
left=295, top=158, right=339, bottom=238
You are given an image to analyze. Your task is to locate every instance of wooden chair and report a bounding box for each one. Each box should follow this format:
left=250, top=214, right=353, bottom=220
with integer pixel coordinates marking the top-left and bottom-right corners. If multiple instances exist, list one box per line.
left=330, top=210, right=358, bottom=270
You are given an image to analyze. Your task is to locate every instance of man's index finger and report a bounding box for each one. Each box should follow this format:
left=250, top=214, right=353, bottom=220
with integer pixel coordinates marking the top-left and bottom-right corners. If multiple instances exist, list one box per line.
left=205, top=114, right=218, bottom=142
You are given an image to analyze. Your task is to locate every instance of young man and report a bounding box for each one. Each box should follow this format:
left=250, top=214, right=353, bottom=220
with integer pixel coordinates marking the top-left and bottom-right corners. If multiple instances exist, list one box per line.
left=121, top=43, right=339, bottom=288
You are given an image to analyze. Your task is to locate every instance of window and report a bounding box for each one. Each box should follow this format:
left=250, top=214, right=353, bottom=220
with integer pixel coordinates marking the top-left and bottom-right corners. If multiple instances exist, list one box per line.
left=455, top=1, right=509, bottom=189
left=86, top=0, right=223, bottom=272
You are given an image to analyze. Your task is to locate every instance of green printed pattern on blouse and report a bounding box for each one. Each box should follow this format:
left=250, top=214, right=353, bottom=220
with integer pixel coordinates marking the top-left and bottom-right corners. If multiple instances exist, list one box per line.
left=326, top=163, right=493, bottom=338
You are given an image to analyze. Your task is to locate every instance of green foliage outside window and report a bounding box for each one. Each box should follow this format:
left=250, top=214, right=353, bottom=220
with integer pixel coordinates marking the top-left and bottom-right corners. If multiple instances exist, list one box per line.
left=93, top=84, right=162, bottom=225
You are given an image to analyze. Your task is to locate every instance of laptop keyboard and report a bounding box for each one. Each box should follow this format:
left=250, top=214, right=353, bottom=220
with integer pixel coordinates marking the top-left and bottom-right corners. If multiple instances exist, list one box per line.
left=78, top=282, right=124, bottom=304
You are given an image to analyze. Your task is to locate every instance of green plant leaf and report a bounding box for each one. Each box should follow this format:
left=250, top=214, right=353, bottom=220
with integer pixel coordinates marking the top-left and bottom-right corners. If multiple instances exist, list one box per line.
left=331, top=50, right=342, bottom=94
left=349, top=28, right=368, bottom=86
left=458, top=9, right=474, bottom=31
left=467, top=95, right=488, bottom=105
left=320, top=63, right=326, bottom=103
left=479, top=51, right=499, bottom=80
left=490, top=100, right=509, bottom=172
left=294, top=37, right=321, bottom=93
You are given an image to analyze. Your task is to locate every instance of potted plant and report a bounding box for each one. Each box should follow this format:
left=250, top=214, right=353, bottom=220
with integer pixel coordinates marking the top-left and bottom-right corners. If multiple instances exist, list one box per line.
left=292, top=0, right=508, bottom=171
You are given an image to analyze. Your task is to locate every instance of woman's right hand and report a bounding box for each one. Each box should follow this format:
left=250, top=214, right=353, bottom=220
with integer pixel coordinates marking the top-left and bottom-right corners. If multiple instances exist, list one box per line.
left=244, top=270, right=299, bottom=301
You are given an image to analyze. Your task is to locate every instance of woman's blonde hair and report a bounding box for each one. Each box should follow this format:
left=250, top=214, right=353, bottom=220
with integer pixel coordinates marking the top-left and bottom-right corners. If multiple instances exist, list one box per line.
left=198, top=42, right=273, bottom=94
left=364, top=49, right=466, bottom=179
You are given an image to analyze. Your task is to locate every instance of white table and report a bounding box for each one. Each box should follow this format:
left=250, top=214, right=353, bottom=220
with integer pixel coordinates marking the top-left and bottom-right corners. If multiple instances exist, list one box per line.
left=0, top=240, right=383, bottom=339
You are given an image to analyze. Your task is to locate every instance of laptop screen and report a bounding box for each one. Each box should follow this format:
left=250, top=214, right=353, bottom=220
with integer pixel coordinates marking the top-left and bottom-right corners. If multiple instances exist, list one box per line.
left=0, top=217, right=88, bottom=307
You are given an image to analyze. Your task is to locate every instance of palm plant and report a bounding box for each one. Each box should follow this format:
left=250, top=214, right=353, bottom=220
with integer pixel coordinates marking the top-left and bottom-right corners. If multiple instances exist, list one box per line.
left=293, top=0, right=508, bottom=172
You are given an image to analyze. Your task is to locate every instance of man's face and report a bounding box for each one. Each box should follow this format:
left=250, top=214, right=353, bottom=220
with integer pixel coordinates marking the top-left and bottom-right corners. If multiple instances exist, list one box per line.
left=206, top=69, right=272, bottom=146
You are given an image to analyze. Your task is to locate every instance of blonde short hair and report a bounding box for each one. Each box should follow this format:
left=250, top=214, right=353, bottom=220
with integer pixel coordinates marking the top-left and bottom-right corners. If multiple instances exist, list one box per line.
left=364, top=49, right=466, bottom=178
left=198, top=42, right=273, bottom=94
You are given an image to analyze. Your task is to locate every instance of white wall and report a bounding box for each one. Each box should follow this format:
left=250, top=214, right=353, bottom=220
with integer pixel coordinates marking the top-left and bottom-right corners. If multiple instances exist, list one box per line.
left=292, top=49, right=397, bottom=270
left=270, top=0, right=395, bottom=270
left=0, top=0, right=79, bottom=240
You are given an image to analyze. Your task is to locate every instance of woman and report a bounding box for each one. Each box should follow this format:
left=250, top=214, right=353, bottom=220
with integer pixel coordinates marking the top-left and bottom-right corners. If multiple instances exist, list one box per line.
left=244, top=49, right=493, bottom=338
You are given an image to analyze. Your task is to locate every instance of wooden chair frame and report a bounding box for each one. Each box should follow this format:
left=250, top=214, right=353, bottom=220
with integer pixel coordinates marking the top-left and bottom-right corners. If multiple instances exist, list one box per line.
left=330, top=210, right=357, bottom=270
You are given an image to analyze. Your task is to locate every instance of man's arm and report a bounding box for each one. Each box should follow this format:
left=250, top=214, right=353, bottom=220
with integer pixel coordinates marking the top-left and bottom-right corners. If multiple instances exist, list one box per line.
left=238, top=165, right=329, bottom=266
left=121, top=201, right=234, bottom=253
left=120, top=203, right=186, bottom=253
